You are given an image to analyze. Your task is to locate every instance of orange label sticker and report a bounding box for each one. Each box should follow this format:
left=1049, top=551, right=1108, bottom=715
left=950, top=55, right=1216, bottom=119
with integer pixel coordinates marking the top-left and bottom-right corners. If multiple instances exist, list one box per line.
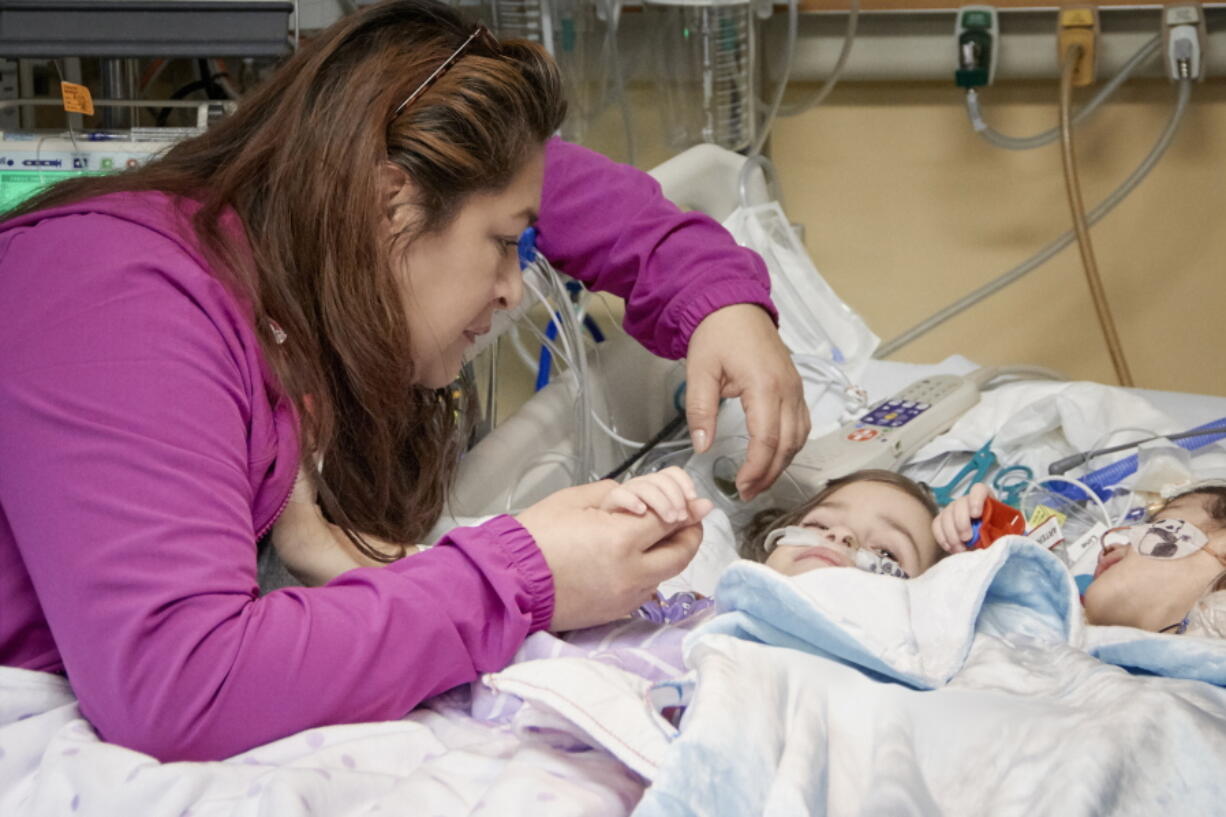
left=61, top=82, right=94, bottom=116
left=847, top=428, right=878, bottom=442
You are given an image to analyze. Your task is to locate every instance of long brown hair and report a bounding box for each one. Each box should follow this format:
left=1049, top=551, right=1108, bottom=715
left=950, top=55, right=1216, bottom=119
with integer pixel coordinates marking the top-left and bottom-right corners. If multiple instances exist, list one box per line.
left=6, top=0, right=566, bottom=556
left=740, top=469, right=940, bottom=564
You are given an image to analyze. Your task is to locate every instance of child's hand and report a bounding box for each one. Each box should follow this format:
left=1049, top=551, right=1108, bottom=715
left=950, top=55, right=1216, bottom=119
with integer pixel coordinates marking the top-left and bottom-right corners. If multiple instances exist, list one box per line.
left=932, top=482, right=992, bottom=553
left=600, top=467, right=706, bottom=525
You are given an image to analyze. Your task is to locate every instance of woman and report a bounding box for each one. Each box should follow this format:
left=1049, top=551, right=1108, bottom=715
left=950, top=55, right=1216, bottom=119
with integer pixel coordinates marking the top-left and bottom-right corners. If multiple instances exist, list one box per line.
left=0, top=0, right=805, bottom=762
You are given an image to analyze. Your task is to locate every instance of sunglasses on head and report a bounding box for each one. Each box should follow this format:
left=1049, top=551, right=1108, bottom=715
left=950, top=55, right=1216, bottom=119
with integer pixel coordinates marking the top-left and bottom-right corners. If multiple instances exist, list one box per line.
left=391, top=24, right=501, bottom=119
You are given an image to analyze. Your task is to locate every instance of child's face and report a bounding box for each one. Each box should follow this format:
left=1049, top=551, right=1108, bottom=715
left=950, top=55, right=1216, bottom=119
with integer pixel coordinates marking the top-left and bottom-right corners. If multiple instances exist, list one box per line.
left=1083, top=494, right=1226, bottom=631
left=764, top=481, right=941, bottom=579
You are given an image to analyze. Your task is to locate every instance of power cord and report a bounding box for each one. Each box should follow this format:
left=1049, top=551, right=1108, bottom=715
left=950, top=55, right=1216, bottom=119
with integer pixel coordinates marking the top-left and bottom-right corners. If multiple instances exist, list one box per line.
left=603, top=413, right=689, bottom=481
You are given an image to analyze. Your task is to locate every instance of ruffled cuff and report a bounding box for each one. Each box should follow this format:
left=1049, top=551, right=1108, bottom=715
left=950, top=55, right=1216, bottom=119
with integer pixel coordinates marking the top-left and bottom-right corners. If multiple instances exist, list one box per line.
left=479, top=514, right=555, bottom=633
left=666, top=282, right=777, bottom=360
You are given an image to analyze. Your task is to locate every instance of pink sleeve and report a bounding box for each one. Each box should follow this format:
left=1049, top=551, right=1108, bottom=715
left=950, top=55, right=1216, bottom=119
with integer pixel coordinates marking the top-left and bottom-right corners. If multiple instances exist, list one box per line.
left=0, top=215, right=553, bottom=761
left=537, top=138, right=777, bottom=360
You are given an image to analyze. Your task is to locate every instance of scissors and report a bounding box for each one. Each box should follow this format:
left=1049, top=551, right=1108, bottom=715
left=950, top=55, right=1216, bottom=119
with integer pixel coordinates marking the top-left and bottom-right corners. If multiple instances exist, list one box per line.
left=991, top=464, right=1033, bottom=508
left=929, top=440, right=998, bottom=507
left=928, top=439, right=1034, bottom=509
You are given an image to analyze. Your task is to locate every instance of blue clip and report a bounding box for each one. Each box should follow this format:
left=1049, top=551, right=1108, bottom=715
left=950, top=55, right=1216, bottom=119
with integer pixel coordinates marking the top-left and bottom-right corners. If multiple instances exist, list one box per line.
left=517, top=226, right=537, bottom=271
left=966, top=518, right=984, bottom=549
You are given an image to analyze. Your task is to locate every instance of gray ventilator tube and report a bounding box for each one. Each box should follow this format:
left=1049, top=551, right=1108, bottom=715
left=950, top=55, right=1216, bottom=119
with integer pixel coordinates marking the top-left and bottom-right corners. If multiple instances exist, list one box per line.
left=876, top=78, right=1192, bottom=360
left=753, top=0, right=860, bottom=157
left=751, top=0, right=798, bottom=157
left=966, top=34, right=1161, bottom=151
left=602, top=0, right=636, bottom=165
left=775, top=0, right=859, bottom=117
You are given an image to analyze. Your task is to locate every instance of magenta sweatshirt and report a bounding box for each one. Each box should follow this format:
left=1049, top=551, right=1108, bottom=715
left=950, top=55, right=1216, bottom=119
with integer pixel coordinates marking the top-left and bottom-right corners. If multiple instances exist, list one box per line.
left=0, top=138, right=773, bottom=761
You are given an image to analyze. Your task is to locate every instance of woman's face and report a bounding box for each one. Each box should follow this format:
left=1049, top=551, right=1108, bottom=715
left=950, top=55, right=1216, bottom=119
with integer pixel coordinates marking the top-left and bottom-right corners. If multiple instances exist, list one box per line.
left=1083, top=494, right=1226, bottom=631
left=393, top=149, right=544, bottom=388
left=764, top=481, right=941, bottom=579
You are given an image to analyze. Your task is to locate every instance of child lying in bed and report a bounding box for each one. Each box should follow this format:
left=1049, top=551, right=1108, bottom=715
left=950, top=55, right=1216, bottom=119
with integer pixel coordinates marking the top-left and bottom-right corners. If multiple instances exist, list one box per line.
left=739, top=468, right=944, bottom=580
left=503, top=467, right=947, bottom=675
left=607, top=467, right=947, bottom=627
left=276, top=466, right=946, bottom=597
left=934, top=481, right=1226, bottom=636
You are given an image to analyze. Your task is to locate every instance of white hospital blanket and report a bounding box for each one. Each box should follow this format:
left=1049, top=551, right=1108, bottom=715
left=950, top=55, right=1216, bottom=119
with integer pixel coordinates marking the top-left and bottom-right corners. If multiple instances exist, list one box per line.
left=487, top=540, right=1226, bottom=817
left=908, top=378, right=1226, bottom=483
left=0, top=672, right=643, bottom=817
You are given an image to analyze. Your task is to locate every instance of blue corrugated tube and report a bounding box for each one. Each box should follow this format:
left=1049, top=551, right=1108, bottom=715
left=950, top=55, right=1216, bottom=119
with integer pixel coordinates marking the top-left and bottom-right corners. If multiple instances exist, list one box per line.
left=1046, top=417, right=1226, bottom=501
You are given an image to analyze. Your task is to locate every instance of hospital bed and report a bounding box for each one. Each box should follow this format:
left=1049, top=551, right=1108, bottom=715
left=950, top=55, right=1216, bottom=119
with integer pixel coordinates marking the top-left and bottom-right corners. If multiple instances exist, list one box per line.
left=5, top=145, right=1226, bottom=817
left=443, top=143, right=1226, bottom=541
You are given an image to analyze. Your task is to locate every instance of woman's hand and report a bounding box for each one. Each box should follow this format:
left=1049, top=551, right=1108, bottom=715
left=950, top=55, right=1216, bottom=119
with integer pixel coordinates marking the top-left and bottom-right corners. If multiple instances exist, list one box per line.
left=517, top=480, right=714, bottom=632
left=932, top=482, right=991, bottom=553
left=685, top=304, right=809, bottom=501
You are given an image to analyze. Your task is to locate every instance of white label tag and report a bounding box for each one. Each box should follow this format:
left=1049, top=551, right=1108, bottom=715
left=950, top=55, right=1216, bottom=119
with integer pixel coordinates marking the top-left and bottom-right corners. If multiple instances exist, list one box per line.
left=1166, top=6, right=1199, bottom=25
left=1066, top=522, right=1109, bottom=576
left=1028, top=516, right=1064, bottom=550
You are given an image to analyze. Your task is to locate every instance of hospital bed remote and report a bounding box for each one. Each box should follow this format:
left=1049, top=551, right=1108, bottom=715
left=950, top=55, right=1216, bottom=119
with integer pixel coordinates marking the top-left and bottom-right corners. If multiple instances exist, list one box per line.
left=787, top=374, right=981, bottom=491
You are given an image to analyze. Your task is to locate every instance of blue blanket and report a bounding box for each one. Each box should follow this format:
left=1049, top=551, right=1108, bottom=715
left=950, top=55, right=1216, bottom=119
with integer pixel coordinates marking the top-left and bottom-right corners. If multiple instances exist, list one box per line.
left=632, top=538, right=1226, bottom=817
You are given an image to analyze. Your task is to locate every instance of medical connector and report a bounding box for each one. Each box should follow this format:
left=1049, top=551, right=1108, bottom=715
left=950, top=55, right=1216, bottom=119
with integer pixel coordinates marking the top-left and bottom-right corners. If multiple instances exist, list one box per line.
left=1164, top=4, right=1206, bottom=81
left=1058, top=6, right=1098, bottom=88
left=955, top=5, right=998, bottom=88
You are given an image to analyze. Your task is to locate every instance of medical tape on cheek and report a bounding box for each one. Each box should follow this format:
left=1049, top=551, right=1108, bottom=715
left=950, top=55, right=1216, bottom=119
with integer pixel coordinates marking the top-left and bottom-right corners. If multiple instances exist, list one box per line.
left=763, top=526, right=909, bottom=578
left=1105, top=519, right=1210, bottom=560
left=1137, top=519, right=1209, bottom=559
left=853, top=548, right=910, bottom=579
left=763, top=526, right=822, bottom=554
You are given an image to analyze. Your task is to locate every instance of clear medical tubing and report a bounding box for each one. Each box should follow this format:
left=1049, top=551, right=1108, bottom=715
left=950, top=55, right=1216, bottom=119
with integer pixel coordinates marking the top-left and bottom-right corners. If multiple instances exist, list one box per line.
left=753, top=0, right=860, bottom=155
left=737, top=152, right=784, bottom=208
left=967, top=34, right=1161, bottom=151
left=522, top=255, right=597, bottom=484
left=751, top=0, right=797, bottom=156
left=604, top=0, right=636, bottom=165
left=875, top=78, right=1193, bottom=360
left=1046, top=417, right=1226, bottom=501
left=775, top=0, right=860, bottom=118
